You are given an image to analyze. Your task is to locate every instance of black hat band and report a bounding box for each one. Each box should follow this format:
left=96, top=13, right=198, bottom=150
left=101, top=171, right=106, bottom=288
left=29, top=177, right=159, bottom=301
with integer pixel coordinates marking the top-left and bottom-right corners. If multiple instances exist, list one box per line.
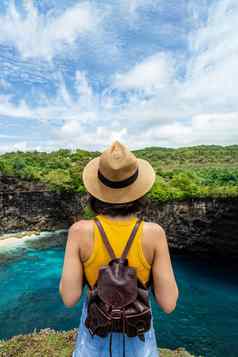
left=97, top=168, right=139, bottom=189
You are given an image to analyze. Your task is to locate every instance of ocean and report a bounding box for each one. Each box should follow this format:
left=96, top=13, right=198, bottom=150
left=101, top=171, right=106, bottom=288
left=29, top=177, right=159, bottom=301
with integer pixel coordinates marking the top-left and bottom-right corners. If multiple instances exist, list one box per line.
left=0, top=230, right=237, bottom=357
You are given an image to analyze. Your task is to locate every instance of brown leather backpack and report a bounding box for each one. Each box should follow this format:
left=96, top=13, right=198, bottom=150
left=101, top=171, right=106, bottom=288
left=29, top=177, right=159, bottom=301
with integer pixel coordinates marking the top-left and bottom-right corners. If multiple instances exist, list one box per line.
left=84, top=216, right=152, bottom=357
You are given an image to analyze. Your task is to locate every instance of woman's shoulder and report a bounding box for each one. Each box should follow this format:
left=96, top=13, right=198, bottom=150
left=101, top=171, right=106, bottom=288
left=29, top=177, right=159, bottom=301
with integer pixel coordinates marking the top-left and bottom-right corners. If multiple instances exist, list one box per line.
left=68, top=219, right=92, bottom=234
left=68, top=219, right=93, bottom=247
left=143, top=220, right=165, bottom=232
left=69, top=218, right=166, bottom=241
left=142, top=221, right=167, bottom=251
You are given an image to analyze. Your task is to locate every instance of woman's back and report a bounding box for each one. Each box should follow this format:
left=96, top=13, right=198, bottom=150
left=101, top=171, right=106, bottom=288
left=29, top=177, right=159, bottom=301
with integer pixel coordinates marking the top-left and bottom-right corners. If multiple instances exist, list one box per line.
left=73, top=214, right=159, bottom=357
left=82, top=214, right=152, bottom=289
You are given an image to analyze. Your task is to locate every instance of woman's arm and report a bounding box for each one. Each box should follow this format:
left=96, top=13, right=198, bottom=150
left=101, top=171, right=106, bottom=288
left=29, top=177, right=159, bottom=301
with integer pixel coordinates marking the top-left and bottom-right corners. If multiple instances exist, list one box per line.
left=151, top=224, right=179, bottom=313
left=59, top=221, right=84, bottom=308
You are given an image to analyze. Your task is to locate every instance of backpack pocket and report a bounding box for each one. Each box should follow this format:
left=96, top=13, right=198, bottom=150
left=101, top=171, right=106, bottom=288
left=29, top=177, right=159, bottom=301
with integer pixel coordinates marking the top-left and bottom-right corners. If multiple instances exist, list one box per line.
left=125, top=308, right=152, bottom=340
left=85, top=301, right=112, bottom=337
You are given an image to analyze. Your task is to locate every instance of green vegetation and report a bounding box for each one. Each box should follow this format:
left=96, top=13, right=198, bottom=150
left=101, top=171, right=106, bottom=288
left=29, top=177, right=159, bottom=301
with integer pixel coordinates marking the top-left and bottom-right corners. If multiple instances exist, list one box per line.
left=0, top=145, right=238, bottom=202
left=0, top=328, right=201, bottom=357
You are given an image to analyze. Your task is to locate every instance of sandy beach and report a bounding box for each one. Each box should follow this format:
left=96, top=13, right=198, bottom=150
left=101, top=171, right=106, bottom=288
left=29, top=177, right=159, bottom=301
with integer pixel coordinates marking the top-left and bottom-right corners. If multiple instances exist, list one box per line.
left=0, top=237, right=25, bottom=248
left=0, top=231, right=40, bottom=250
left=0, top=229, right=67, bottom=252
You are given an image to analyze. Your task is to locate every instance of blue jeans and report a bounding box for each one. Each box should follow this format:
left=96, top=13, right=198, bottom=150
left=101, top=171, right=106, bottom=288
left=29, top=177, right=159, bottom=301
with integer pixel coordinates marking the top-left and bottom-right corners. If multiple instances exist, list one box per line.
left=72, top=295, right=159, bottom=357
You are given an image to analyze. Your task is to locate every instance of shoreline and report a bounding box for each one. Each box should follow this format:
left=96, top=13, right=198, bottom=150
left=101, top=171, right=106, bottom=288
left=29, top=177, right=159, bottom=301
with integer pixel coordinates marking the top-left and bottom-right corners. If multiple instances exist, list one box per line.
left=0, top=229, right=67, bottom=251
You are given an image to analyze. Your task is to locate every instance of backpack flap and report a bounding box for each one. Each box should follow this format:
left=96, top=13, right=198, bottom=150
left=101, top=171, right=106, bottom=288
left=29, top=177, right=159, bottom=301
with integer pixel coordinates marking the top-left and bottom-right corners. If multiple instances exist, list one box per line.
left=97, top=258, right=137, bottom=308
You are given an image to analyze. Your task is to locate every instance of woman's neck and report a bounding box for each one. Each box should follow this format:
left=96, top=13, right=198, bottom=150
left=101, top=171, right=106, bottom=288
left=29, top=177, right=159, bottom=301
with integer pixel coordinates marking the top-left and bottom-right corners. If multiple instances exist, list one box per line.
left=102, top=214, right=136, bottom=221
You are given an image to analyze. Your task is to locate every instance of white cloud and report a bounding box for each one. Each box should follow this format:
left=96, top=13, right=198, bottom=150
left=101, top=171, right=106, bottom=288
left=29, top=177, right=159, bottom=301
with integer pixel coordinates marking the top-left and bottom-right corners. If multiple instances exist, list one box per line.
left=183, top=0, right=238, bottom=111
left=0, top=70, right=99, bottom=123
left=113, top=52, right=175, bottom=93
left=0, top=140, right=62, bottom=154
left=190, top=112, right=238, bottom=144
left=75, top=71, right=93, bottom=98
left=107, top=0, right=238, bottom=147
left=137, top=112, right=238, bottom=147
left=112, top=0, right=238, bottom=117
left=0, top=0, right=102, bottom=60
left=0, top=78, right=10, bottom=90
left=122, top=0, right=160, bottom=15
left=0, top=134, right=19, bottom=138
left=0, top=0, right=237, bottom=152
left=1, top=63, right=237, bottom=152
left=0, top=140, right=28, bottom=153
left=54, top=118, right=128, bottom=151
left=0, top=95, right=32, bottom=118
left=119, top=0, right=161, bottom=24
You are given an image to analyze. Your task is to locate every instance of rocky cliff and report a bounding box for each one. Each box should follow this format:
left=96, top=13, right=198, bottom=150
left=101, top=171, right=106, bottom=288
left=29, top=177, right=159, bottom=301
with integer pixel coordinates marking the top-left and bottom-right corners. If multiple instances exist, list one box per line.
left=1, top=175, right=238, bottom=258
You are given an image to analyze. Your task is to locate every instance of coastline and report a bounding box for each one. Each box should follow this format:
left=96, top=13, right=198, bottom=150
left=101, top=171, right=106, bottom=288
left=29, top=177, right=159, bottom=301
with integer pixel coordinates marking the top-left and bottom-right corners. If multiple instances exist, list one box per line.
left=1, top=193, right=238, bottom=258
left=0, top=229, right=67, bottom=251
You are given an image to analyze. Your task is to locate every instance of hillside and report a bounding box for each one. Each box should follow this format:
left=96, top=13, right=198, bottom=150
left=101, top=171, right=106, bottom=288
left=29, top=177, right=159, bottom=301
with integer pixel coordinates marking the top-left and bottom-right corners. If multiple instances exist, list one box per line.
left=0, top=145, right=238, bottom=202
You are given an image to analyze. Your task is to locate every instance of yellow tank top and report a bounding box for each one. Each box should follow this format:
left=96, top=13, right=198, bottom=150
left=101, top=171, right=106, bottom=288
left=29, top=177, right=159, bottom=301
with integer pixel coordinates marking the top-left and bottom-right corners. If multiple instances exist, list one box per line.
left=83, top=214, right=151, bottom=288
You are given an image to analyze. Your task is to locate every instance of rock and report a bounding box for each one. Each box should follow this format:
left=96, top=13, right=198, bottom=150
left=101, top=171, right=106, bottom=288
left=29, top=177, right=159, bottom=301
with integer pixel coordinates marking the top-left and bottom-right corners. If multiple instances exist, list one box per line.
left=0, top=180, right=238, bottom=257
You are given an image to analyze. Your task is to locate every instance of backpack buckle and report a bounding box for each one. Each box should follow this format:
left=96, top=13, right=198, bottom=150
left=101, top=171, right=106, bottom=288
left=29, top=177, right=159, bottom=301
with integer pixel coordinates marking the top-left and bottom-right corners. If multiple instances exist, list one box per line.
left=111, top=308, right=121, bottom=319
left=137, top=327, right=145, bottom=342
left=88, top=327, right=95, bottom=337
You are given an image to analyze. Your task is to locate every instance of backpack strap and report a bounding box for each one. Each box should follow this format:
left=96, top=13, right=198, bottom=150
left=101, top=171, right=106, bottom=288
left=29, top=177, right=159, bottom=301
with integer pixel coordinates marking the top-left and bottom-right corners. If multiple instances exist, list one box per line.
left=94, top=216, right=143, bottom=261
left=94, top=217, right=116, bottom=259
left=121, top=218, right=143, bottom=259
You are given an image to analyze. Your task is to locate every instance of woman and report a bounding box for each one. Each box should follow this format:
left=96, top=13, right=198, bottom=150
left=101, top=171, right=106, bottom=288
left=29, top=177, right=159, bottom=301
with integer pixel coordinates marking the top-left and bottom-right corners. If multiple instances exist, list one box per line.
left=59, top=140, right=179, bottom=356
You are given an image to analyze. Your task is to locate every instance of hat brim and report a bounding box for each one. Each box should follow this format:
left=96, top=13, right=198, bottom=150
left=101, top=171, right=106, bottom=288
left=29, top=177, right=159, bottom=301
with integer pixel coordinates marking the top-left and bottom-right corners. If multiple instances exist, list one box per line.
left=82, top=157, right=156, bottom=204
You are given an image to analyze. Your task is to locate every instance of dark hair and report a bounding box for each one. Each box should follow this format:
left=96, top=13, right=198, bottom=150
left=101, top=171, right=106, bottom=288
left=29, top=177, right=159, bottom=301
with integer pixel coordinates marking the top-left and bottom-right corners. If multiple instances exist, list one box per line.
left=87, top=193, right=148, bottom=217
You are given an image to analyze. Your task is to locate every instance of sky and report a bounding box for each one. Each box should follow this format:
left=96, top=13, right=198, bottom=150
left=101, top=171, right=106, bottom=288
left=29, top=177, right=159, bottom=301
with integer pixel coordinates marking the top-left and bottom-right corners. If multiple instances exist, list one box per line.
left=0, top=0, right=237, bottom=153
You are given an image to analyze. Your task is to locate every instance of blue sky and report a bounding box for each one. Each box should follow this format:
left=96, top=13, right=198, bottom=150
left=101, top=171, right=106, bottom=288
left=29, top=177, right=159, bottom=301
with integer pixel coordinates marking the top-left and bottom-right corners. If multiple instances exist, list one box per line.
left=0, top=0, right=237, bottom=153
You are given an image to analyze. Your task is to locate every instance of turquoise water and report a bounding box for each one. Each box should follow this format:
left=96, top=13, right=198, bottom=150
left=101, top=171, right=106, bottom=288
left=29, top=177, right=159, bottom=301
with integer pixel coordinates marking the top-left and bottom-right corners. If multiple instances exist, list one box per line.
left=0, top=233, right=238, bottom=357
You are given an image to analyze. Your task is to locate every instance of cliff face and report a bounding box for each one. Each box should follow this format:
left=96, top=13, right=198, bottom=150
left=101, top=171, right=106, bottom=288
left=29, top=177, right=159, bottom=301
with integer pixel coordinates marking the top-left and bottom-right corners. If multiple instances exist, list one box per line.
left=144, top=198, right=238, bottom=258
left=0, top=176, right=238, bottom=258
left=0, top=190, right=84, bottom=232
left=0, top=172, right=48, bottom=192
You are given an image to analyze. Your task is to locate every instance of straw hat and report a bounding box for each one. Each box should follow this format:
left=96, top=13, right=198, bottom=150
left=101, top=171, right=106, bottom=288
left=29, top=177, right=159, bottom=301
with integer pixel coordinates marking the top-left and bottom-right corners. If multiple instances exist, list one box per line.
left=82, top=140, right=156, bottom=204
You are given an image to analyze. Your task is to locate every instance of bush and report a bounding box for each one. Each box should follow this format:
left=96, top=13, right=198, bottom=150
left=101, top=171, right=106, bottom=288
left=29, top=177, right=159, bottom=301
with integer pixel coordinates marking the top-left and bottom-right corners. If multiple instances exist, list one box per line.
left=41, top=169, right=73, bottom=192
